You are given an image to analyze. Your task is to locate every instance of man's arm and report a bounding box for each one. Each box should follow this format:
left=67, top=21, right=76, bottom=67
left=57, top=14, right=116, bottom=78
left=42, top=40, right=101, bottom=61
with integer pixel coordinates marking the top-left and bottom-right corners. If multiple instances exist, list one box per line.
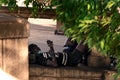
left=46, top=40, right=58, bottom=67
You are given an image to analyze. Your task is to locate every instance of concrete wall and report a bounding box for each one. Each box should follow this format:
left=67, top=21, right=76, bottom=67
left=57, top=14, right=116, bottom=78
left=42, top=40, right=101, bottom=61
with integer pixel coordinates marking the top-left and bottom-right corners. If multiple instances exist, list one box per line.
left=0, top=13, right=29, bottom=80
left=30, top=65, right=117, bottom=80
left=88, top=48, right=110, bottom=68
left=0, top=7, right=56, bottom=19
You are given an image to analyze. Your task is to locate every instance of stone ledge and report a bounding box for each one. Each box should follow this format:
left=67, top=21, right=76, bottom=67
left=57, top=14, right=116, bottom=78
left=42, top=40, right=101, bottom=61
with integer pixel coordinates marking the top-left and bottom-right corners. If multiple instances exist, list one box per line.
left=30, top=77, right=100, bottom=80
left=0, top=7, right=56, bottom=19
left=0, top=13, right=29, bottom=39
left=29, top=64, right=117, bottom=80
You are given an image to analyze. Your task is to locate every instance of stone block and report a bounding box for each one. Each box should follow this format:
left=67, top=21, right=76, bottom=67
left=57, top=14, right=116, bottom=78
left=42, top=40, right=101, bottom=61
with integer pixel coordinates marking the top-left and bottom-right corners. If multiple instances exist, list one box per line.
left=88, top=55, right=110, bottom=68
left=0, top=40, right=2, bottom=69
left=88, top=48, right=110, bottom=68
left=30, top=65, right=103, bottom=80
left=0, top=13, right=29, bottom=80
left=3, top=39, right=28, bottom=80
left=0, top=13, right=29, bottom=38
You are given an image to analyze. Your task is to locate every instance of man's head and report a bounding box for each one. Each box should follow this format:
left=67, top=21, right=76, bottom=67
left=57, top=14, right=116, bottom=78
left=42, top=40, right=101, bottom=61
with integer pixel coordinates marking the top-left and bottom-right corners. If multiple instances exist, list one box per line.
left=29, top=44, right=41, bottom=54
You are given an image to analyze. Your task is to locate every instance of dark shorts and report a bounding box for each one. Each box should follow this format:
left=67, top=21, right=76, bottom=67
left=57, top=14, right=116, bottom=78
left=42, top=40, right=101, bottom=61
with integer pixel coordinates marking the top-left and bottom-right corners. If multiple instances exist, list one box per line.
left=56, top=51, right=82, bottom=67
left=36, top=54, right=48, bottom=66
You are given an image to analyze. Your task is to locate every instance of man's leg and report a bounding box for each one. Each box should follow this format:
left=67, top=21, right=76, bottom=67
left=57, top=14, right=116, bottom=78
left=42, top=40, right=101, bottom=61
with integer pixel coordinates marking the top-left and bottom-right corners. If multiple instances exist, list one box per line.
left=67, top=41, right=90, bottom=66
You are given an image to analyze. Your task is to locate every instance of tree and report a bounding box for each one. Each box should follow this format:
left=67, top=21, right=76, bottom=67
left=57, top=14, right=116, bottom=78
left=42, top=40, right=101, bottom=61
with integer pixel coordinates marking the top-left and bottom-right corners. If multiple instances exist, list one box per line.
left=1, top=0, right=120, bottom=79
left=51, top=0, right=120, bottom=79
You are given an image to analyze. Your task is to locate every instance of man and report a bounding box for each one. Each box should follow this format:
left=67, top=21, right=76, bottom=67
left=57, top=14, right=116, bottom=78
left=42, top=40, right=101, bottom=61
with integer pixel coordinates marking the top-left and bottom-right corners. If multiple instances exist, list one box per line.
left=29, top=39, right=91, bottom=67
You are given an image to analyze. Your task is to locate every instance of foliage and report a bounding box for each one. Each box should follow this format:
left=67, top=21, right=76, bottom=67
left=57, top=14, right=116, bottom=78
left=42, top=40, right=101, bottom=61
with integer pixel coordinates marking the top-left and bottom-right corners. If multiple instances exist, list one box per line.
left=0, top=0, right=51, bottom=17
left=24, top=0, right=49, bottom=17
left=50, top=0, right=120, bottom=79
left=50, top=0, right=120, bottom=56
left=0, top=0, right=18, bottom=11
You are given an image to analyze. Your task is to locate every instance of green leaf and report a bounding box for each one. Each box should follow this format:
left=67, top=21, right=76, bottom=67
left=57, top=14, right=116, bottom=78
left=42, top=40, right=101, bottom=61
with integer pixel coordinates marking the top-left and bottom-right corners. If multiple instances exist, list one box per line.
left=87, top=4, right=90, bottom=10
left=100, top=39, right=105, bottom=50
left=105, top=1, right=115, bottom=9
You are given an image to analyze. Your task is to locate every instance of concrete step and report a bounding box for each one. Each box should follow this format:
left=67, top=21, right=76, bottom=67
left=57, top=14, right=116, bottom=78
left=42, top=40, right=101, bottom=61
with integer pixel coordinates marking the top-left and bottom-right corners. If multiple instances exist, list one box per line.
left=29, top=65, right=116, bottom=80
left=30, top=77, right=101, bottom=80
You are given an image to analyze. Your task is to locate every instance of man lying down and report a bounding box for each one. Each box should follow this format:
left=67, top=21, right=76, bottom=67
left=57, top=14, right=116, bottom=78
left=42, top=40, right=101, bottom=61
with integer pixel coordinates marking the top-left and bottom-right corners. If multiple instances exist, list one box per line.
left=29, top=39, right=91, bottom=67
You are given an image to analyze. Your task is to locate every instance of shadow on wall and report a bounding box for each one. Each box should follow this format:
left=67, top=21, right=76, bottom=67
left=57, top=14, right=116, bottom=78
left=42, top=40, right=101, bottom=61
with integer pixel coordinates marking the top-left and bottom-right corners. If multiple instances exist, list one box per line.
left=1, top=39, right=28, bottom=80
